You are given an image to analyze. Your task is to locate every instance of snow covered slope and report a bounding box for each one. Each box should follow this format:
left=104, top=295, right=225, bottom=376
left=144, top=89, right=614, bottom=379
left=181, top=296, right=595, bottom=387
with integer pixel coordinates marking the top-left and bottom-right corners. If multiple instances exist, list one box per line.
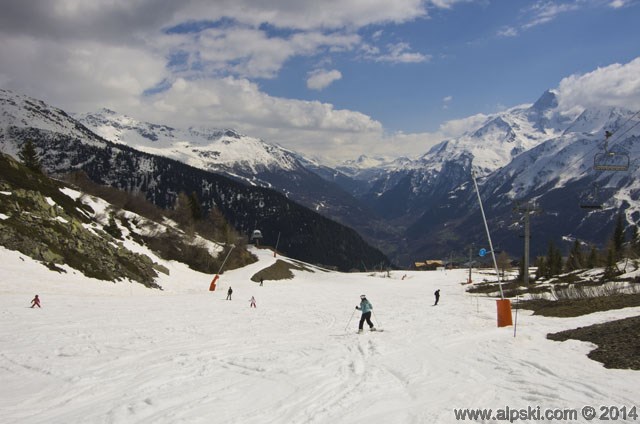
left=1, top=246, right=639, bottom=423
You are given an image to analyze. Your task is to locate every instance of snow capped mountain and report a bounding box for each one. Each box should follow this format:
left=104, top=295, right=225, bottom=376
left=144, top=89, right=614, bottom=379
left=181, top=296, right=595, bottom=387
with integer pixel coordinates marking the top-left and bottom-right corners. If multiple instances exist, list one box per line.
left=419, top=91, right=574, bottom=177
left=74, top=108, right=399, bottom=255
left=75, top=109, right=303, bottom=179
left=320, top=90, right=640, bottom=264
left=0, top=89, right=390, bottom=270
left=0, top=89, right=107, bottom=156
left=400, top=103, right=640, bottom=263
left=3, top=87, right=639, bottom=266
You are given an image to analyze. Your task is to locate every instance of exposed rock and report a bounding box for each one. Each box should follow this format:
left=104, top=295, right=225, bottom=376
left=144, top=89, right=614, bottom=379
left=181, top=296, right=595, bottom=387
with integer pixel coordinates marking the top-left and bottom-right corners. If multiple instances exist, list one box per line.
left=0, top=153, right=161, bottom=288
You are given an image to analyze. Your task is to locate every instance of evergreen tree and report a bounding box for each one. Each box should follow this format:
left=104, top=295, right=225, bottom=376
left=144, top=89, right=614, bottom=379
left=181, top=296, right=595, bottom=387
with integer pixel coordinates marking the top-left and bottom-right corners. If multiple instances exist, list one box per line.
left=18, top=140, right=42, bottom=173
left=612, top=213, right=625, bottom=260
left=565, top=239, right=583, bottom=271
left=188, top=191, right=203, bottom=221
left=603, top=246, right=618, bottom=280
left=545, top=240, right=563, bottom=278
left=497, top=251, right=511, bottom=280
left=587, top=245, right=599, bottom=268
left=535, top=256, right=547, bottom=280
left=172, top=192, right=195, bottom=230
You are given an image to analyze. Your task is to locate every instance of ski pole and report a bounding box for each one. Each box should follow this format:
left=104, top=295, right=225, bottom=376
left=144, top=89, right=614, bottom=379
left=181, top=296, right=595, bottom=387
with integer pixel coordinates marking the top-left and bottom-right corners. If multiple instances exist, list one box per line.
left=344, top=308, right=357, bottom=332
left=372, top=310, right=382, bottom=328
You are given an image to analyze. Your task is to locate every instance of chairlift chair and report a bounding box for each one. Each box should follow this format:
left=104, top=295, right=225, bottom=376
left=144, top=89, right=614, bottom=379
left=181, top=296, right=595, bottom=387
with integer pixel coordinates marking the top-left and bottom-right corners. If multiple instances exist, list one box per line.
left=579, top=184, right=603, bottom=210
left=593, top=149, right=630, bottom=171
left=593, top=131, right=630, bottom=171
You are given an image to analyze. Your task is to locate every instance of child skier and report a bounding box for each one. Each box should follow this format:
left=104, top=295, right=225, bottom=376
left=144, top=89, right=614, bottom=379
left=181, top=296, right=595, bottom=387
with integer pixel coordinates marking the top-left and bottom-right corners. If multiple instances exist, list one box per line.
left=355, top=295, right=375, bottom=333
left=249, top=296, right=256, bottom=308
left=30, top=294, right=41, bottom=308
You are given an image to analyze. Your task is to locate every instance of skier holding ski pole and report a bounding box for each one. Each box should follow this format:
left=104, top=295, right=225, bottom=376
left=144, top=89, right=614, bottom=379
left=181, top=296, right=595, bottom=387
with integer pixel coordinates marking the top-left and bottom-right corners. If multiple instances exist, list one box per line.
left=355, top=295, right=376, bottom=333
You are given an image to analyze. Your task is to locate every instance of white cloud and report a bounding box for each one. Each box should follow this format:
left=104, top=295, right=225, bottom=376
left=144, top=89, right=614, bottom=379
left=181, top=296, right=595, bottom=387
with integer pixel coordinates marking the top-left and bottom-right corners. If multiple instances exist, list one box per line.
left=496, top=26, right=518, bottom=38
left=522, top=2, right=581, bottom=30
left=438, top=113, right=490, bottom=137
left=135, top=77, right=384, bottom=161
left=307, top=69, right=343, bottom=90
left=442, top=95, right=453, bottom=110
left=609, top=0, right=630, bottom=8
left=556, top=57, right=640, bottom=111
left=0, top=36, right=167, bottom=113
left=371, top=42, right=431, bottom=64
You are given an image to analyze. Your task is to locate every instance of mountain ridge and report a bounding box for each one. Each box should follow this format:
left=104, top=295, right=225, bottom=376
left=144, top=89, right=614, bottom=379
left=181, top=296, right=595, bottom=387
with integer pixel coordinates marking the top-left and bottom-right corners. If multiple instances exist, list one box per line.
left=0, top=89, right=390, bottom=271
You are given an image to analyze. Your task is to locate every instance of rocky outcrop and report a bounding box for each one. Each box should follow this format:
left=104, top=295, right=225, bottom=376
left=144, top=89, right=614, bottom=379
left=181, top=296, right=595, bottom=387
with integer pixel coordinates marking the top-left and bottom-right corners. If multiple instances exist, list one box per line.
left=0, top=153, right=161, bottom=287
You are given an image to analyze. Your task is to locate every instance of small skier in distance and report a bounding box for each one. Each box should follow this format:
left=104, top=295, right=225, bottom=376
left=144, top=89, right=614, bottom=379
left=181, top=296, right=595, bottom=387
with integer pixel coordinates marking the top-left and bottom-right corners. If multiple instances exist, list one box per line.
left=356, top=294, right=375, bottom=333
left=259, top=277, right=264, bottom=286
left=30, top=294, right=41, bottom=308
left=249, top=296, right=257, bottom=308
left=434, top=289, right=440, bottom=306
left=226, top=286, right=233, bottom=300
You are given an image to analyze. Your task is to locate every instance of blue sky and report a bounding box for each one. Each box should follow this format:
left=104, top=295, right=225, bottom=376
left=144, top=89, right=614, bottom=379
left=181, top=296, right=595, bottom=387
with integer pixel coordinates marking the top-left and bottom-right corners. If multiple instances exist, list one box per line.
left=1, top=0, right=639, bottom=163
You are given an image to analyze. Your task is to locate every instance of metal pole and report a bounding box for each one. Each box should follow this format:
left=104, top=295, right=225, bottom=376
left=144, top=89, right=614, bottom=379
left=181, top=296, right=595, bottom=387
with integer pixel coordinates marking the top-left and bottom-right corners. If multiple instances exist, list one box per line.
left=274, top=232, right=281, bottom=257
left=468, top=244, right=473, bottom=284
left=514, top=202, right=540, bottom=284
left=344, top=309, right=357, bottom=332
left=471, top=171, right=504, bottom=299
left=372, top=310, right=382, bottom=328
left=217, top=245, right=235, bottom=275
left=513, top=296, right=520, bottom=337
left=524, top=211, right=530, bottom=285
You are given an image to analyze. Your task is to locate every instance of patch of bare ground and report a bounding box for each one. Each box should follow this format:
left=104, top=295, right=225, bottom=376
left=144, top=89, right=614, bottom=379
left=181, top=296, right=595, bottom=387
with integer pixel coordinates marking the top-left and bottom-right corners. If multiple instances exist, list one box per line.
left=518, top=293, right=640, bottom=371
left=520, top=293, right=640, bottom=318
left=250, top=259, right=318, bottom=282
left=547, top=316, right=640, bottom=370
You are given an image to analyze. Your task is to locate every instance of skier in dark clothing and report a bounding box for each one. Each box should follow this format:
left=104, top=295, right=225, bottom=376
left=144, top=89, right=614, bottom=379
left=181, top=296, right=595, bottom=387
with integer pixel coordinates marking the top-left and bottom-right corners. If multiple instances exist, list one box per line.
left=226, top=287, right=233, bottom=300
left=434, top=289, right=440, bottom=306
left=355, top=295, right=375, bottom=333
left=259, top=278, right=263, bottom=286
left=30, top=294, right=41, bottom=308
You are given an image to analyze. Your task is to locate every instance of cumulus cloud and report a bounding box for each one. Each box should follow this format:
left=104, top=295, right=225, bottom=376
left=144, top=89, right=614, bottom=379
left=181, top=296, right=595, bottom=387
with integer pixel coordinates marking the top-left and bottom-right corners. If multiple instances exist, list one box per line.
left=0, top=0, right=440, bottom=162
left=556, top=57, right=640, bottom=111
left=135, top=77, right=384, bottom=161
left=307, top=69, right=343, bottom=90
left=0, top=35, right=167, bottom=113
left=438, top=113, right=490, bottom=137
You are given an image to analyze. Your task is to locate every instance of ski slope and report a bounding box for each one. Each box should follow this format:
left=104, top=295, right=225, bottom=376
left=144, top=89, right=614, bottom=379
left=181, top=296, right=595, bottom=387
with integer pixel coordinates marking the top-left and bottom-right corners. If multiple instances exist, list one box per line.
left=1, top=246, right=638, bottom=424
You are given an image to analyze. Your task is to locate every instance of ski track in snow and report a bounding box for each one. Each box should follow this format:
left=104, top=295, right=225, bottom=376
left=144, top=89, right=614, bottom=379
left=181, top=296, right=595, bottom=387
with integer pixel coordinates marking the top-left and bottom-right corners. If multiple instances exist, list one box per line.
left=1, top=247, right=639, bottom=423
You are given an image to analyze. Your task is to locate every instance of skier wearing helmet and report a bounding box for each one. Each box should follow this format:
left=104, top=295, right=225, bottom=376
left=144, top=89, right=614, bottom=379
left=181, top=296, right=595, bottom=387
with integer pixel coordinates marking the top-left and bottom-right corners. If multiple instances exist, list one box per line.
left=355, top=295, right=375, bottom=333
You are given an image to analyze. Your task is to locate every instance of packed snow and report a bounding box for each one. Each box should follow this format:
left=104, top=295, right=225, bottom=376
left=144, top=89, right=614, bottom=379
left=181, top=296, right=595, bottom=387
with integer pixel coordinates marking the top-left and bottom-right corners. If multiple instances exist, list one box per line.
left=1, top=245, right=638, bottom=423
